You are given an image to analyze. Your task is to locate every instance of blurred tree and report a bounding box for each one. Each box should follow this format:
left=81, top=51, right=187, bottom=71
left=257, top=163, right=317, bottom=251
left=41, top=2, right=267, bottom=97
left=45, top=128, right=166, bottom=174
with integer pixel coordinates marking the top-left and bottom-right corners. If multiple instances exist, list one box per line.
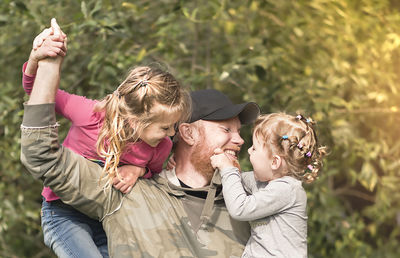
left=1, top=0, right=399, bottom=257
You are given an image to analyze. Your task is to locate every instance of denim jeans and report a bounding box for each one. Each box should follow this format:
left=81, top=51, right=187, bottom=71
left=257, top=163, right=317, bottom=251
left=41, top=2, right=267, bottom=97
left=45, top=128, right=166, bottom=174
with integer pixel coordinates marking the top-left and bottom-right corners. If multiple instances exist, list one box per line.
left=41, top=198, right=109, bottom=258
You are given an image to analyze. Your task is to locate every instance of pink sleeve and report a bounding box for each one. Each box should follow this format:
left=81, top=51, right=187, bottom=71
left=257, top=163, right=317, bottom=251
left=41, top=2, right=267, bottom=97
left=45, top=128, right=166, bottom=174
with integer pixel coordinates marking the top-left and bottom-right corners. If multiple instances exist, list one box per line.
left=54, top=90, right=98, bottom=126
left=146, top=137, right=173, bottom=175
left=22, top=61, right=98, bottom=125
left=22, top=62, right=35, bottom=95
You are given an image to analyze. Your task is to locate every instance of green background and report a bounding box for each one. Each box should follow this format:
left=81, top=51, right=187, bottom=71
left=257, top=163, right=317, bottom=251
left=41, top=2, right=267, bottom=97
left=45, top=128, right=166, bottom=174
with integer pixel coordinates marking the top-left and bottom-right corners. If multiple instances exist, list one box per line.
left=1, top=0, right=400, bottom=257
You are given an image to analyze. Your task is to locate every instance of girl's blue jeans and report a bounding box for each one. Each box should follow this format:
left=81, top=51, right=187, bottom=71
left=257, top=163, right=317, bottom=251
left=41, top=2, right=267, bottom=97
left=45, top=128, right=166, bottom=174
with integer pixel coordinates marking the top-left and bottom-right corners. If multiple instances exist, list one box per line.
left=41, top=198, right=109, bottom=258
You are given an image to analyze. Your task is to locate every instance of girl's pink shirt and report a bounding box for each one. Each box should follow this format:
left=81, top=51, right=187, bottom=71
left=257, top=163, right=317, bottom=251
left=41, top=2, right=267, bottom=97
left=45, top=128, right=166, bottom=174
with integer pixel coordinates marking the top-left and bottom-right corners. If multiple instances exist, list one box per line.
left=22, top=62, right=172, bottom=201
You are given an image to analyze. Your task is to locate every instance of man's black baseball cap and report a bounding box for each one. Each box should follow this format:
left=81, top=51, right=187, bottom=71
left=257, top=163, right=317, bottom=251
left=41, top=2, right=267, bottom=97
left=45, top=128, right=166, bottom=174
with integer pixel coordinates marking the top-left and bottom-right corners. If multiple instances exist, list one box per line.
left=189, top=89, right=260, bottom=125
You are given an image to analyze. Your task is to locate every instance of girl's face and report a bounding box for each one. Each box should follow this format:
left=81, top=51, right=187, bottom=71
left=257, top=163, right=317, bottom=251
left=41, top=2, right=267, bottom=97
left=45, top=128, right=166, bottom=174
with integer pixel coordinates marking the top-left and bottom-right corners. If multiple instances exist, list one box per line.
left=140, top=112, right=180, bottom=147
left=248, top=134, right=276, bottom=182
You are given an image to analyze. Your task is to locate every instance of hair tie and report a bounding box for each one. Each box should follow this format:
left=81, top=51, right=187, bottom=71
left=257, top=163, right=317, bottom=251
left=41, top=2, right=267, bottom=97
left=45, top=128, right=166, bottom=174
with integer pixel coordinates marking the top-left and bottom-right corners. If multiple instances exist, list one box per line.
left=307, top=164, right=313, bottom=171
left=306, top=151, right=312, bottom=157
left=296, top=115, right=303, bottom=120
left=297, top=143, right=303, bottom=149
left=135, top=79, right=149, bottom=89
left=282, top=135, right=289, bottom=140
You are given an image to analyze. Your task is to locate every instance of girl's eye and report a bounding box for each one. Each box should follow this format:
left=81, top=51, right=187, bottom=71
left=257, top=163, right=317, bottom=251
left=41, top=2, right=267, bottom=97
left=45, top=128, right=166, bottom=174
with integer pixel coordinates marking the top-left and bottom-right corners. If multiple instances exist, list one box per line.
left=162, top=127, right=170, bottom=131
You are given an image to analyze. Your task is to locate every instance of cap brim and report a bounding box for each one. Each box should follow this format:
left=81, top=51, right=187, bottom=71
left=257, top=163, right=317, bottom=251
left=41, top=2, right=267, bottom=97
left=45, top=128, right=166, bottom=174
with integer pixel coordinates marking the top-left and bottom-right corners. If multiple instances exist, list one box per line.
left=202, top=102, right=260, bottom=125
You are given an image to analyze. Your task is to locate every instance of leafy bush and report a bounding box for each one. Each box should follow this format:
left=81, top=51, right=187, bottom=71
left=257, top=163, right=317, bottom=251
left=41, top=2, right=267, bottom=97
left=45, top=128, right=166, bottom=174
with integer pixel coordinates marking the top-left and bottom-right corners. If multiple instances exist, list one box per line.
left=1, top=0, right=399, bottom=256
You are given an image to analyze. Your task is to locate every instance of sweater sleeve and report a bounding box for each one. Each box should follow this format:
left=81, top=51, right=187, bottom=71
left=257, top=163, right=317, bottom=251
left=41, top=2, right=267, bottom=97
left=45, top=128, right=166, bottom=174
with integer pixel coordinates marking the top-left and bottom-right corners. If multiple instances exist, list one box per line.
left=54, top=90, right=98, bottom=125
left=20, top=103, right=123, bottom=220
left=220, top=168, right=295, bottom=221
left=22, top=61, right=98, bottom=125
left=22, top=62, right=35, bottom=95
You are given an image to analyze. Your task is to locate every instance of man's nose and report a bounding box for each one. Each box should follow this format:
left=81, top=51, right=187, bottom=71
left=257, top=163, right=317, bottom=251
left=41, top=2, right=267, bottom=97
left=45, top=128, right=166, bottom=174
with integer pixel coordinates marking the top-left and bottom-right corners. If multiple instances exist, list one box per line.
left=232, top=132, right=244, bottom=146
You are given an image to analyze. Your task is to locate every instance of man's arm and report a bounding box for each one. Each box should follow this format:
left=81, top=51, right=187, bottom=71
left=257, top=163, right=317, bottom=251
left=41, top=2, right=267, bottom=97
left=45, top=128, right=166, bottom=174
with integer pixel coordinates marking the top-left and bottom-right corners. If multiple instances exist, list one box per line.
left=20, top=104, right=123, bottom=220
left=21, top=19, right=123, bottom=220
left=27, top=58, right=61, bottom=104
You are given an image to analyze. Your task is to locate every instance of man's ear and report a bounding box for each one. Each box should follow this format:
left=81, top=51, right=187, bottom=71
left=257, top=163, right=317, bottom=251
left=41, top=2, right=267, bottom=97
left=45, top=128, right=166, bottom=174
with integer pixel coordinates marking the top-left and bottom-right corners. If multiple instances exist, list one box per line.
left=271, top=155, right=282, bottom=170
left=178, top=123, right=196, bottom=145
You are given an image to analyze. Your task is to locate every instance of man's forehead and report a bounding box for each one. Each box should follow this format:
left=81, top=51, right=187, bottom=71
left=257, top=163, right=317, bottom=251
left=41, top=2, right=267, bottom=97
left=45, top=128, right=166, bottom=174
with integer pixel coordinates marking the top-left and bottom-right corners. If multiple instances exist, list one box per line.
left=201, top=117, right=241, bottom=127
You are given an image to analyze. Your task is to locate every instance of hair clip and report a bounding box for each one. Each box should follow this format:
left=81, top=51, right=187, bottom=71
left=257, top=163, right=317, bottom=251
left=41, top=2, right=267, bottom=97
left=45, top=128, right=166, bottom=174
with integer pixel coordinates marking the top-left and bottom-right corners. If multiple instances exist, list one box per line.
left=306, top=118, right=311, bottom=123
left=282, top=135, right=289, bottom=140
left=297, top=143, right=303, bottom=149
left=306, top=151, right=312, bottom=157
left=307, top=164, right=313, bottom=171
left=296, top=115, right=302, bottom=120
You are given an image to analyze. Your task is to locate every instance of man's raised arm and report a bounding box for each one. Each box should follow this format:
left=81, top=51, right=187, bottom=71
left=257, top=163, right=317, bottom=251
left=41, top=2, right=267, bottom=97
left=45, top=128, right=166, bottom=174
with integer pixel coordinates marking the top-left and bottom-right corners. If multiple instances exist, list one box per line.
left=20, top=19, right=122, bottom=221
left=28, top=18, right=64, bottom=105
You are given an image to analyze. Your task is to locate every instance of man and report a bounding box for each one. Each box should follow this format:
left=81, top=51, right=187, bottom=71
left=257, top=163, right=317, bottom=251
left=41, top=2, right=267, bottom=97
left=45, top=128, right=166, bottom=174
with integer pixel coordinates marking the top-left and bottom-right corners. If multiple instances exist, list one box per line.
left=21, top=23, right=260, bottom=257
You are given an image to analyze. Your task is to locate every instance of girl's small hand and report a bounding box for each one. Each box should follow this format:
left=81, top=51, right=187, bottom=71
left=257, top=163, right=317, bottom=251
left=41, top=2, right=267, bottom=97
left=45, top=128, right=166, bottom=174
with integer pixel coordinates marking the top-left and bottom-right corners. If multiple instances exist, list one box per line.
left=112, top=165, right=146, bottom=193
left=166, top=154, right=176, bottom=170
left=210, top=148, right=235, bottom=170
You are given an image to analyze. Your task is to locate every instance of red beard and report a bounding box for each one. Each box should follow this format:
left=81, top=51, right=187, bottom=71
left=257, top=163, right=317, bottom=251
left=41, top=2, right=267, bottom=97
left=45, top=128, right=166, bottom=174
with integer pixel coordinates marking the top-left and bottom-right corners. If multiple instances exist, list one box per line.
left=190, top=141, right=215, bottom=182
left=190, top=141, right=242, bottom=183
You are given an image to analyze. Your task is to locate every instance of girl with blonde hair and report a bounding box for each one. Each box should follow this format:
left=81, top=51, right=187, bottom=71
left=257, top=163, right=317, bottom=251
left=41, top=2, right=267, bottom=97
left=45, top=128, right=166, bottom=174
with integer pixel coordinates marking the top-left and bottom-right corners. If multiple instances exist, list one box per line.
left=211, top=113, right=326, bottom=258
left=22, top=20, right=191, bottom=258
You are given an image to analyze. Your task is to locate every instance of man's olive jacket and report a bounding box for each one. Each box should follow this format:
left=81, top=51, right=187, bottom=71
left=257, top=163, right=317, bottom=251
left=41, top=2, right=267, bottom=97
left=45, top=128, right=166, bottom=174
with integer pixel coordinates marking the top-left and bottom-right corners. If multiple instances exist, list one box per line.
left=20, top=103, right=250, bottom=257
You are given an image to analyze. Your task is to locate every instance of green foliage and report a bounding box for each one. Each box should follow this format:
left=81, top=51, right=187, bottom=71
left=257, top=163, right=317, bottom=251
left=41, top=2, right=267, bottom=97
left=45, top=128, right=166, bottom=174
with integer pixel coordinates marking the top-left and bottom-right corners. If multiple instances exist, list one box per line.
left=1, top=0, right=400, bottom=256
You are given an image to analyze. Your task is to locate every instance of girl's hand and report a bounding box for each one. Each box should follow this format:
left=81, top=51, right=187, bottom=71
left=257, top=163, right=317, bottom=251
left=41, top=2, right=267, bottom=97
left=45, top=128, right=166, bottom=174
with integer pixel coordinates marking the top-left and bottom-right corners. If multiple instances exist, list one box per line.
left=112, top=165, right=146, bottom=193
left=210, top=148, right=235, bottom=170
left=166, top=154, right=176, bottom=170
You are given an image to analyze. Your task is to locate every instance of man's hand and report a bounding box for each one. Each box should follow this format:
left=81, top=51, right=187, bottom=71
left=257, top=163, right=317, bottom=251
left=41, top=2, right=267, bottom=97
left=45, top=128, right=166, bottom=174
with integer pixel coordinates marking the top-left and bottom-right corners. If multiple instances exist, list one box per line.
left=26, top=18, right=67, bottom=76
left=112, top=165, right=146, bottom=194
left=210, top=148, right=236, bottom=170
left=27, top=18, right=66, bottom=105
left=29, top=35, right=67, bottom=63
left=33, top=18, right=66, bottom=50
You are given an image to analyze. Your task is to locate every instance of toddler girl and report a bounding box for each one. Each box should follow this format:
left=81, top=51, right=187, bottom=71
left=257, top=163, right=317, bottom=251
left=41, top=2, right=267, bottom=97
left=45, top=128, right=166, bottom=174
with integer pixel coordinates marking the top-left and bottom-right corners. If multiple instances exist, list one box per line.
left=211, top=113, right=326, bottom=258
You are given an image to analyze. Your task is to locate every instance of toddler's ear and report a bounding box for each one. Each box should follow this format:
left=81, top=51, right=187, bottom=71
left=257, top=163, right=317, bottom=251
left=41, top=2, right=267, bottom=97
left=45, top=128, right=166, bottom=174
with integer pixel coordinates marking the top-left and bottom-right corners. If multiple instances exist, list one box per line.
left=271, top=155, right=282, bottom=170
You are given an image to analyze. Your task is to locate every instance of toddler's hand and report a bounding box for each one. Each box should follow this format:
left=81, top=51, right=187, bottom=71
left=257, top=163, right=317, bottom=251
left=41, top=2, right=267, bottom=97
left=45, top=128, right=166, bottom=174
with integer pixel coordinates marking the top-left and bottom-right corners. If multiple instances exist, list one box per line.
left=210, top=148, right=235, bottom=170
left=112, top=165, right=146, bottom=193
